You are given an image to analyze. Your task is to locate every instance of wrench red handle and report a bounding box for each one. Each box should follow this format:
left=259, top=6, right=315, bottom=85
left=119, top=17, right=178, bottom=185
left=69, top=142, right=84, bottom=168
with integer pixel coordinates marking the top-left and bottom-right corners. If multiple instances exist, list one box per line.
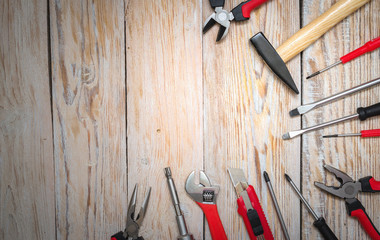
left=361, top=129, right=380, bottom=138
left=231, top=0, right=268, bottom=21
left=340, top=36, right=380, bottom=63
left=197, top=202, right=228, bottom=240
left=237, top=185, right=274, bottom=240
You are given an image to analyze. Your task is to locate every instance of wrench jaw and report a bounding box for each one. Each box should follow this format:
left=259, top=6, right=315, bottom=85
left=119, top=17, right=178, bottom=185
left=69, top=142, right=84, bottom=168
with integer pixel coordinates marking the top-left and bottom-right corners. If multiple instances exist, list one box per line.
left=185, top=171, right=219, bottom=204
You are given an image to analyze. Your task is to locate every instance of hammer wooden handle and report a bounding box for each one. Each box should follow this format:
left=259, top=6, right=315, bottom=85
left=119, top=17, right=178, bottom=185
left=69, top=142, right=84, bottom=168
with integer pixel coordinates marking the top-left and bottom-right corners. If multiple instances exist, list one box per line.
left=277, top=0, right=370, bottom=63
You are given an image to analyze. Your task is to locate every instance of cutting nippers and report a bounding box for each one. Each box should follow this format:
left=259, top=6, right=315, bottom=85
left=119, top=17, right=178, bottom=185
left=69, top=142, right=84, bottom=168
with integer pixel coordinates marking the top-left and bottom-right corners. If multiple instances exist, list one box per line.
left=203, top=0, right=268, bottom=42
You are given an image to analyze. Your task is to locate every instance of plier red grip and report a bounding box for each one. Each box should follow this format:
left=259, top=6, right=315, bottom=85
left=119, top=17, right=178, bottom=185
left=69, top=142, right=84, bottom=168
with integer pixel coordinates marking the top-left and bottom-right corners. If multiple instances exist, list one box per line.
left=315, top=165, right=380, bottom=240
left=203, top=0, right=269, bottom=42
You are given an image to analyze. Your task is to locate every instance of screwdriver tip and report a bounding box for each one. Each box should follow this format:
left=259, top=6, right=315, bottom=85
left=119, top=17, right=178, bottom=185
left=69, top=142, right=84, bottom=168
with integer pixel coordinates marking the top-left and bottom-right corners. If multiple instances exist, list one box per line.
left=306, top=71, right=320, bottom=79
left=322, top=134, right=338, bottom=138
left=289, top=108, right=300, bottom=117
left=263, top=171, right=270, bottom=182
left=284, top=173, right=291, bottom=182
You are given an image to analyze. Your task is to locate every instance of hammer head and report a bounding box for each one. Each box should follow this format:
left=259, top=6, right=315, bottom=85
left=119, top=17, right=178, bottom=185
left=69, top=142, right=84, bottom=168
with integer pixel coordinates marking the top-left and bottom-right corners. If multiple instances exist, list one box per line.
left=250, top=32, right=299, bottom=94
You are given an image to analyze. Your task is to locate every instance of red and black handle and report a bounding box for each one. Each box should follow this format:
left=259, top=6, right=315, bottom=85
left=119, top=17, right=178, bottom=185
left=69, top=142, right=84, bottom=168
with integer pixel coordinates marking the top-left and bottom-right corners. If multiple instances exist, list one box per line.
left=346, top=198, right=380, bottom=240
left=340, top=36, right=380, bottom=64
left=237, top=185, right=274, bottom=240
left=360, top=176, right=380, bottom=192
left=197, top=202, right=228, bottom=240
left=231, top=0, right=269, bottom=21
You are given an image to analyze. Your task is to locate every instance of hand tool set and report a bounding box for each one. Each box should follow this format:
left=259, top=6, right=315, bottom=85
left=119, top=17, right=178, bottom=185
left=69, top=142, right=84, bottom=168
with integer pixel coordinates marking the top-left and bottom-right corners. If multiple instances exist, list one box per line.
left=203, top=0, right=268, bottom=42
left=111, top=0, right=378, bottom=238
left=315, top=165, right=380, bottom=239
left=283, top=102, right=380, bottom=139
left=263, top=171, right=290, bottom=240
left=227, top=168, right=273, bottom=240
left=165, top=167, right=194, bottom=240
left=285, top=174, right=338, bottom=240
left=307, top=36, right=380, bottom=79
left=323, top=128, right=380, bottom=138
left=111, top=184, right=151, bottom=240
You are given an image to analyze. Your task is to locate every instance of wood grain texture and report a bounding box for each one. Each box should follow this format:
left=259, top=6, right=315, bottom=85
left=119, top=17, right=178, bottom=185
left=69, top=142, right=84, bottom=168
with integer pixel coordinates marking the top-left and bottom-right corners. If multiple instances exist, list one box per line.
left=126, top=0, right=203, bottom=239
left=202, top=0, right=301, bottom=239
left=50, top=0, right=126, bottom=239
left=0, top=0, right=55, bottom=239
left=302, top=0, right=380, bottom=239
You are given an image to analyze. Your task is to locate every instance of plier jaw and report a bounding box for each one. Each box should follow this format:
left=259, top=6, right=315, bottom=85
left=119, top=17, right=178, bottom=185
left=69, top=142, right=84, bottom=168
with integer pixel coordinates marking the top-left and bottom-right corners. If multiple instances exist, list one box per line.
left=203, top=7, right=233, bottom=42
left=314, top=164, right=361, bottom=199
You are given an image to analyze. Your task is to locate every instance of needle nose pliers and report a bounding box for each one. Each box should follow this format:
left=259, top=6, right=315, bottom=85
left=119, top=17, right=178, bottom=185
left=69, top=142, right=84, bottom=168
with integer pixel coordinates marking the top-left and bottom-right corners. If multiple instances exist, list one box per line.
left=315, top=164, right=380, bottom=240
left=203, top=0, right=268, bottom=42
left=111, top=184, right=151, bottom=240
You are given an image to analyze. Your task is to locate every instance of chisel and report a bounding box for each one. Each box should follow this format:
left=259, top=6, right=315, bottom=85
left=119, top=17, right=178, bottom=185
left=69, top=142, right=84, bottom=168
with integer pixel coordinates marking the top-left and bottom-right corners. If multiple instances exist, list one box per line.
left=285, top=174, right=338, bottom=240
left=323, top=129, right=380, bottom=138
left=307, top=36, right=380, bottom=79
left=283, top=102, right=380, bottom=139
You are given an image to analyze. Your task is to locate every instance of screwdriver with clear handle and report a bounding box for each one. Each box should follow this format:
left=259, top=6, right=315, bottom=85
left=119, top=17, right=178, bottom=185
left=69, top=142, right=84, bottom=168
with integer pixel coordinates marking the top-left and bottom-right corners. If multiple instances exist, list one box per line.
left=323, top=129, right=380, bottom=138
left=307, top=36, right=380, bottom=79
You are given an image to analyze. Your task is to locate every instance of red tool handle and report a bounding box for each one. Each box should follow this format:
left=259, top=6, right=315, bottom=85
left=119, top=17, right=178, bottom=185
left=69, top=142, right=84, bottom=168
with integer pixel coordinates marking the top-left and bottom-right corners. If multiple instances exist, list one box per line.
left=360, top=176, right=380, bottom=192
left=237, top=185, right=274, bottom=240
left=197, top=202, right=228, bottom=240
left=340, top=37, right=380, bottom=63
left=361, top=129, right=380, bottom=138
left=351, top=208, right=380, bottom=240
left=241, top=0, right=268, bottom=18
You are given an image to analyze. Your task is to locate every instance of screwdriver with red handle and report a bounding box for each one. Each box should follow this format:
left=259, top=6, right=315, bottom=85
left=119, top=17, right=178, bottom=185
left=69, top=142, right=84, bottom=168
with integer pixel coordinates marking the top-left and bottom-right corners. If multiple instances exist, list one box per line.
left=323, top=129, right=380, bottom=138
left=307, top=36, right=380, bottom=79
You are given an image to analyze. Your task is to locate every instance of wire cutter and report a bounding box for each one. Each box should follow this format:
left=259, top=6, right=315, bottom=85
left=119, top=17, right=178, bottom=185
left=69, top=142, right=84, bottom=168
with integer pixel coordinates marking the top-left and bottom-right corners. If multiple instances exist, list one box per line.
left=111, top=184, right=151, bottom=240
left=203, top=0, right=268, bottom=42
left=315, top=165, right=380, bottom=240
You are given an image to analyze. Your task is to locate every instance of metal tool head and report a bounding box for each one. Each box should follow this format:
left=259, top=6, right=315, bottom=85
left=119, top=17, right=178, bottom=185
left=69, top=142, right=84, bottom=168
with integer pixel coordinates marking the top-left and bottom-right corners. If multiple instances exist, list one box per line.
left=314, top=165, right=361, bottom=199
left=203, top=7, right=233, bottom=42
left=250, top=32, right=299, bottom=94
left=185, top=171, right=219, bottom=204
left=227, top=168, right=249, bottom=197
left=125, top=184, right=151, bottom=239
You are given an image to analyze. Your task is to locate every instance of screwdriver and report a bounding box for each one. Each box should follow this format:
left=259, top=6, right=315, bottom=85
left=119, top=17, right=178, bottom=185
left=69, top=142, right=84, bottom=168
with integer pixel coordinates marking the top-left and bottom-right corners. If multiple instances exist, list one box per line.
left=164, top=167, right=194, bottom=240
left=323, top=129, right=380, bottom=138
left=289, top=77, right=380, bottom=116
left=283, top=102, right=380, bottom=140
left=285, top=174, right=338, bottom=240
left=307, top=36, right=380, bottom=79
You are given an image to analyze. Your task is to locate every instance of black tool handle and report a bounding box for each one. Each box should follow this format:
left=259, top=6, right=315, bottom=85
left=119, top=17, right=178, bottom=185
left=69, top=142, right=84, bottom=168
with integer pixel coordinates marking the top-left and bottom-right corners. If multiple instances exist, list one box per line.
left=209, top=0, right=225, bottom=8
left=313, top=217, right=338, bottom=240
left=357, top=102, right=380, bottom=121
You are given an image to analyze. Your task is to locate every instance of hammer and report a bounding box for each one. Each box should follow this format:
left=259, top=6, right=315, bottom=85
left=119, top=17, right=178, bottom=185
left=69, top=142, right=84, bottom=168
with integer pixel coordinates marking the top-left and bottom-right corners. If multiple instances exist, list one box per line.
left=250, top=0, right=370, bottom=94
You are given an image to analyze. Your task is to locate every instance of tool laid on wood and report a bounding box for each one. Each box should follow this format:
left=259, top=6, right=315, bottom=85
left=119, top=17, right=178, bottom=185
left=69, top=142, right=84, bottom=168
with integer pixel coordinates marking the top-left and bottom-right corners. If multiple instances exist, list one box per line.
left=307, top=36, right=380, bottom=79
left=283, top=102, right=380, bottom=140
left=250, top=0, right=370, bottom=94
left=315, top=164, right=380, bottom=240
left=323, top=128, right=380, bottom=138
left=227, top=168, right=273, bottom=240
left=289, top=77, right=380, bottom=116
left=285, top=174, right=338, bottom=240
left=185, top=171, right=227, bottom=240
left=111, top=184, right=151, bottom=240
left=203, top=0, right=268, bottom=42
left=165, top=167, right=194, bottom=240
left=263, top=171, right=290, bottom=240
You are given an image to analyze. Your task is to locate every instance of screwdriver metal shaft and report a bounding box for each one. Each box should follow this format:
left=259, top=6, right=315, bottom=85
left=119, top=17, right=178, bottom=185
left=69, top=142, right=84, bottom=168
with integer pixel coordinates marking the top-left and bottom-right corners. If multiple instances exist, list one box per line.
left=165, top=167, right=194, bottom=240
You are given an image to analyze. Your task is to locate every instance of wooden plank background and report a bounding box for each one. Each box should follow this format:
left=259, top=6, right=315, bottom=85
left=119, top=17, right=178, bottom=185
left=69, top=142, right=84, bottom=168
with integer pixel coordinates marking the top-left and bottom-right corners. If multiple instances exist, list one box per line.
left=0, top=0, right=378, bottom=239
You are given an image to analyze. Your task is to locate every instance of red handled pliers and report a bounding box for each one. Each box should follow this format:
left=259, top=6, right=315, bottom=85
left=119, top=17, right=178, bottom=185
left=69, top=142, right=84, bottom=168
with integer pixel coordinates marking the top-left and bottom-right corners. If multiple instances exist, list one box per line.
left=315, top=165, right=380, bottom=240
left=203, top=0, right=268, bottom=42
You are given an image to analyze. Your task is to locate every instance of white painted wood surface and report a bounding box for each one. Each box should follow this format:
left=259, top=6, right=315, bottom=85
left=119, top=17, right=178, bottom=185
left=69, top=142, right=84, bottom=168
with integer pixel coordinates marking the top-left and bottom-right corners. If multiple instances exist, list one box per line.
left=0, top=0, right=378, bottom=239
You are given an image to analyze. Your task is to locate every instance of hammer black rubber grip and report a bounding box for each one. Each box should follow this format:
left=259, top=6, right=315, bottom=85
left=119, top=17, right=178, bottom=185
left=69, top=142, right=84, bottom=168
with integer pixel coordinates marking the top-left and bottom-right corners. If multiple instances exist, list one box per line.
left=357, top=102, right=380, bottom=121
left=313, top=217, right=338, bottom=240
